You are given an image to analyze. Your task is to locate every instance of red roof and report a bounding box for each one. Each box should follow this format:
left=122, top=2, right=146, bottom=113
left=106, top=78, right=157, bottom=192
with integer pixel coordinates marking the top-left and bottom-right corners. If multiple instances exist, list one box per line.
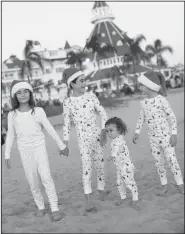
left=64, top=41, right=71, bottom=49
left=86, top=65, right=152, bottom=81
left=85, top=21, right=131, bottom=62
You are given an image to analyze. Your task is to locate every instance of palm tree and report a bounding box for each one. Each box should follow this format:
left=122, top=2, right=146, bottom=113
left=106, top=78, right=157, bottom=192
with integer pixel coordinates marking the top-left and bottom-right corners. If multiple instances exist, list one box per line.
left=44, top=79, right=54, bottom=104
left=145, top=39, right=173, bottom=71
left=66, top=51, right=88, bottom=70
left=85, top=34, right=117, bottom=65
left=21, top=40, right=52, bottom=83
left=122, top=33, right=147, bottom=90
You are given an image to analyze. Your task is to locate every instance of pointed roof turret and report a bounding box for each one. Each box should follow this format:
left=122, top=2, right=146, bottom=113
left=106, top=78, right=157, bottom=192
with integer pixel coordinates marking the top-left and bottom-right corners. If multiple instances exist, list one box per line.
left=64, top=41, right=71, bottom=49
left=92, top=1, right=108, bottom=9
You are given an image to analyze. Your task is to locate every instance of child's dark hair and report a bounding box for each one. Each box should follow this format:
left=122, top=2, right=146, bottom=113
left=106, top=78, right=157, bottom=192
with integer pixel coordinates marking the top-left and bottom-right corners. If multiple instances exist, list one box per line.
left=11, top=90, right=35, bottom=115
left=69, top=78, right=78, bottom=89
left=105, top=117, right=128, bottom=135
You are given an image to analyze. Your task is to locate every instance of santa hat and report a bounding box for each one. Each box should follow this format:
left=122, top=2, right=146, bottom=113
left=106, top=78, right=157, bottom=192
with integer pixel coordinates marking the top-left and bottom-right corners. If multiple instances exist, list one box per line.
left=62, top=68, right=84, bottom=87
left=138, top=71, right=167, bottom=96
left=10, top=80, right=33, bottom=98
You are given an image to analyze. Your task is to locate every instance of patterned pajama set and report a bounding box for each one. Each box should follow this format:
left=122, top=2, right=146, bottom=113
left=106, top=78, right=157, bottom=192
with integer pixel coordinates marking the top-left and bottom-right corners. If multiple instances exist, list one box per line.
left=63, top=91, right=108, bottom=194
left=135, top=95, right=183, bottom=186
left=111, top=135, right=138, bottom=201
left=5, top=107, right=66, bottom=212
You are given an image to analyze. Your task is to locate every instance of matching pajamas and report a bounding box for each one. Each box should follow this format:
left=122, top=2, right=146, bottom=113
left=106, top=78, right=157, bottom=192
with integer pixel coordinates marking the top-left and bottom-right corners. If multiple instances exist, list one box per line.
left=63, top=91, right=107, bottom=194
left=5, top=107, right=66, bottom=212
left=111, top=135, right=138, bottom=201
left=135, top=95, right=183, bottom=186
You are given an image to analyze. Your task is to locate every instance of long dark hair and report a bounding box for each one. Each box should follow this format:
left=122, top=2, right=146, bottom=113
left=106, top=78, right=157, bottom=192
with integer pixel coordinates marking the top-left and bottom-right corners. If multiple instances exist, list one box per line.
left=11, top=90, right=35, bottom=116
left=105, top=117, right=128, bottom=135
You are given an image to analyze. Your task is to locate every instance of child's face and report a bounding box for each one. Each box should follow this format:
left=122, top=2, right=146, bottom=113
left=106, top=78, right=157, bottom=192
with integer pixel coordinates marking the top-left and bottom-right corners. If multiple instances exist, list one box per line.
left=72, top=75, right=86, bottom=91
left=16, top=89, right=30, bottom=104
left=106, top=124, right=120, bottom=139
left=139, top=83, right=150, bottom=95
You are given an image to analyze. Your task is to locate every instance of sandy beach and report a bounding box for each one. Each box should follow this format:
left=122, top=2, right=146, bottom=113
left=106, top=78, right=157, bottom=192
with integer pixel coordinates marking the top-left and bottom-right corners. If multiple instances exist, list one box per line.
left=2, top=90, right=184, bottom=233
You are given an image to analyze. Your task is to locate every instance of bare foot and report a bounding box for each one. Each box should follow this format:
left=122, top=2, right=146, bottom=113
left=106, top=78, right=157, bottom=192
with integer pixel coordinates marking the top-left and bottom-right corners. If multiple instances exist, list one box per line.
left=36, top=209, right=45, bottom=217
left=115, top=198, right=127, bottom=206
left=52, top=211, right=62, bottom=222
left=177, top=184, right=184, bottom=194
left=84, top=194, right=94, bottom=212
left=131, top=199, right=141, bottom=210
left=98, top=190, right=105, bottom=201
left=156, top=185, right=168, bottom=196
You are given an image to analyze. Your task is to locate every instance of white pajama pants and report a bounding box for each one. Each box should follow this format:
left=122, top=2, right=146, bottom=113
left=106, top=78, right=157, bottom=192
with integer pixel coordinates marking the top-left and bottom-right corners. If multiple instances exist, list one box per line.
left=19, top=144, right=59, bottom=212
left=77, top=126, right=105, bottom=194
left=116, top=163, right=138, bottom=201
left=149, top=136, right=184, bottom=186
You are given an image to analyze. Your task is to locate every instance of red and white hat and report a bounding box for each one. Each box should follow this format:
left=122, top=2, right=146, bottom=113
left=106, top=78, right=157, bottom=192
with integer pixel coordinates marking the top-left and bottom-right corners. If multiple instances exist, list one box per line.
left=138, top=71, right=167, bottom=96
left=62, top=68, right=85, bottom=87
left=10, top=80, right=33, bottom=98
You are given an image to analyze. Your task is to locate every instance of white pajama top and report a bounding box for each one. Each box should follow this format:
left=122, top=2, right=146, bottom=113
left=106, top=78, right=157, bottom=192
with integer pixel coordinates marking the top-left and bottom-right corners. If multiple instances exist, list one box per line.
left=5, top=107, right=66, bottom=159
left=135, top=95, right=177, bottom=138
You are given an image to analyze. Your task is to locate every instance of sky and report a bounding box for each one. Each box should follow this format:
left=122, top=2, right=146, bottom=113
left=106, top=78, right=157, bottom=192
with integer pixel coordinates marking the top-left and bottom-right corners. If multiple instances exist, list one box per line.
left=2, top=1, right=184, bottom=66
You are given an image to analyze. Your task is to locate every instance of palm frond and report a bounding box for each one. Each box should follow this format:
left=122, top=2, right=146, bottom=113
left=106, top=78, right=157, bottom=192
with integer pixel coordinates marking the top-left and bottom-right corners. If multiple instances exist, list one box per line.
left=154, top=39, right=162, bottom=51
left=160, top=46, right=173, bottom=54
left=28, top=56, right=44, bottom=74
left=145, top=45, right=155, bottom=54
left=135, top=34, right=146, bottom=44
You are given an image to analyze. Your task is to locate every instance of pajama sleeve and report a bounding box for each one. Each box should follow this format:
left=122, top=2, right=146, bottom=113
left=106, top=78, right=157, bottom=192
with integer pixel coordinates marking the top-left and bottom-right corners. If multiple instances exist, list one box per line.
left=91, top=92, right=108, bottom=129
left=135, top=101, right=145, bottom=135
left=63, top=98, right=71, bottom=141
left=39, top=108, right=66, bottom=150
left=111, top=142, right=120, bottom=157
left=5, top=111, right=16, bottom=159
left=161, top=97, right=177, bottom=135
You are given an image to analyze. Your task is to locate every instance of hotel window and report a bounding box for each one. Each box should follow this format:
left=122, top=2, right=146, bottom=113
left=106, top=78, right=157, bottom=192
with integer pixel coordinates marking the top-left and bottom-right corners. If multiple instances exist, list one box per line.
left=45, top=69, right=51, bottom=74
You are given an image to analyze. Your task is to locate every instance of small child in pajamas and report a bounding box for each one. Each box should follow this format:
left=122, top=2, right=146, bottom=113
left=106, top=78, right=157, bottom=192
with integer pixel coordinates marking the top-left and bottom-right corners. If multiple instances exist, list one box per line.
left=62, top=68, right=108, bottom=212
left=4, top=80, right=68, bottom=222
left=105, top=117, right=139, bottom=206
left=133, top=71, right=184, bottom=195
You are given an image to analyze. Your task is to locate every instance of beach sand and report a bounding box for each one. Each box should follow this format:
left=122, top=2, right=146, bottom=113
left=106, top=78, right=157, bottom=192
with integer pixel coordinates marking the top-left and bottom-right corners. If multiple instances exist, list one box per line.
left=2, top=91, right=184, bottom=233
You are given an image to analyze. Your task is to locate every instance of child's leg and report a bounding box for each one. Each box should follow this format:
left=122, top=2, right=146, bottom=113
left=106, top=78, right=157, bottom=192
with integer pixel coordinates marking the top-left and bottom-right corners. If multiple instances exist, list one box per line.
left=150, top=139, right=168, bottom=186
left=35, top=145, right=59, bottom=213
left=20, top=149, right=45, bottom=211
left=163, top=139, right=184, bottom=187
left=121, top=167, right=138, bottom=201
left=93, top=143, right=105, bottom=194
left=117, top=168, right=127, bottom=200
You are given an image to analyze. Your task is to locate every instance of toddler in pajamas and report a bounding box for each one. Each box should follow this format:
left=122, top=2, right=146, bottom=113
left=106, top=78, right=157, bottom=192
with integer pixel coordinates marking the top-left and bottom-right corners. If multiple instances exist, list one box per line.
left=105, top=117, right=139, bottom=206
left=133, top=71, right=184, bottom=195
left=4, top=80, right=68, bottom=222
left=62, top=68, right=108, bottom=212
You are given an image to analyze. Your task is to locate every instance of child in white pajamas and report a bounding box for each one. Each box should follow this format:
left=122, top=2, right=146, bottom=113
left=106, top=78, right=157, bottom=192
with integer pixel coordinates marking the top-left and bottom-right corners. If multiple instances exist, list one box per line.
left=62, top=68, right=108, bottom=212
left=105, top=117, right=139, bottom=206
left=133, top=71, right=184, bottom=195
left=4, top=80, right=68, bottom=222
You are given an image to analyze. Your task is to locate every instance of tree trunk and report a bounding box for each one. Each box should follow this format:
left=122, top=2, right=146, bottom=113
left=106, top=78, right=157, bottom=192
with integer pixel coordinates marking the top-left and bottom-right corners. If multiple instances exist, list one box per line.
left=133, top=59, right=139, bottom=92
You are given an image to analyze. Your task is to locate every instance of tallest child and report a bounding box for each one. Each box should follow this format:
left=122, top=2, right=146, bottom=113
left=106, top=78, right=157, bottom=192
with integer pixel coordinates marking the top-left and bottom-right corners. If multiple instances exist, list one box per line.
left=62, top=68, right=108, bottom=212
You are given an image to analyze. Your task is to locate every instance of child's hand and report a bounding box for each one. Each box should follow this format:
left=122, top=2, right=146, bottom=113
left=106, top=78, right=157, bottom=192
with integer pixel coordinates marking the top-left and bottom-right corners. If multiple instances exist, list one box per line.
left=170, top=134, right=177, bottom=147
left=100, top=129, right=107, bottom=147
left=59, top=147, right=69, bottom=157
left=5, top=159, right=11, bottom=169
left=133, top=133, right=139, bottom=144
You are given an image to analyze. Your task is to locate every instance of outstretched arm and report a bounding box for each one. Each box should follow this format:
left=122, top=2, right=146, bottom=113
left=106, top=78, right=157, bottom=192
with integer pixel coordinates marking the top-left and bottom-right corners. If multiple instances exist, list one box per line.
left=39, top=108, right=66, bottom=150
left=5, top=112, right=15, bottom=159
left=92, top=92, right=108, bottom=129
left=63, top=98, right=71, bottom=142
left=161, top=97, right=177, bottom=135
left=135, top=101, right=145, bottom=135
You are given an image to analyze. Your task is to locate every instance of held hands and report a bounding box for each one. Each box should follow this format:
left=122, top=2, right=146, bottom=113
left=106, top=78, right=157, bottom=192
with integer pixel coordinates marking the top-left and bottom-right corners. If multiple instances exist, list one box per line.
left=170, top=134, right=177, bottom=147
left=133, top=133, right=139, bottom=144
left=5, top=159, right=11, bottom=169
left=100, top=129, right=107, bottom=147
left=59, top=147, right=69, bottom=157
